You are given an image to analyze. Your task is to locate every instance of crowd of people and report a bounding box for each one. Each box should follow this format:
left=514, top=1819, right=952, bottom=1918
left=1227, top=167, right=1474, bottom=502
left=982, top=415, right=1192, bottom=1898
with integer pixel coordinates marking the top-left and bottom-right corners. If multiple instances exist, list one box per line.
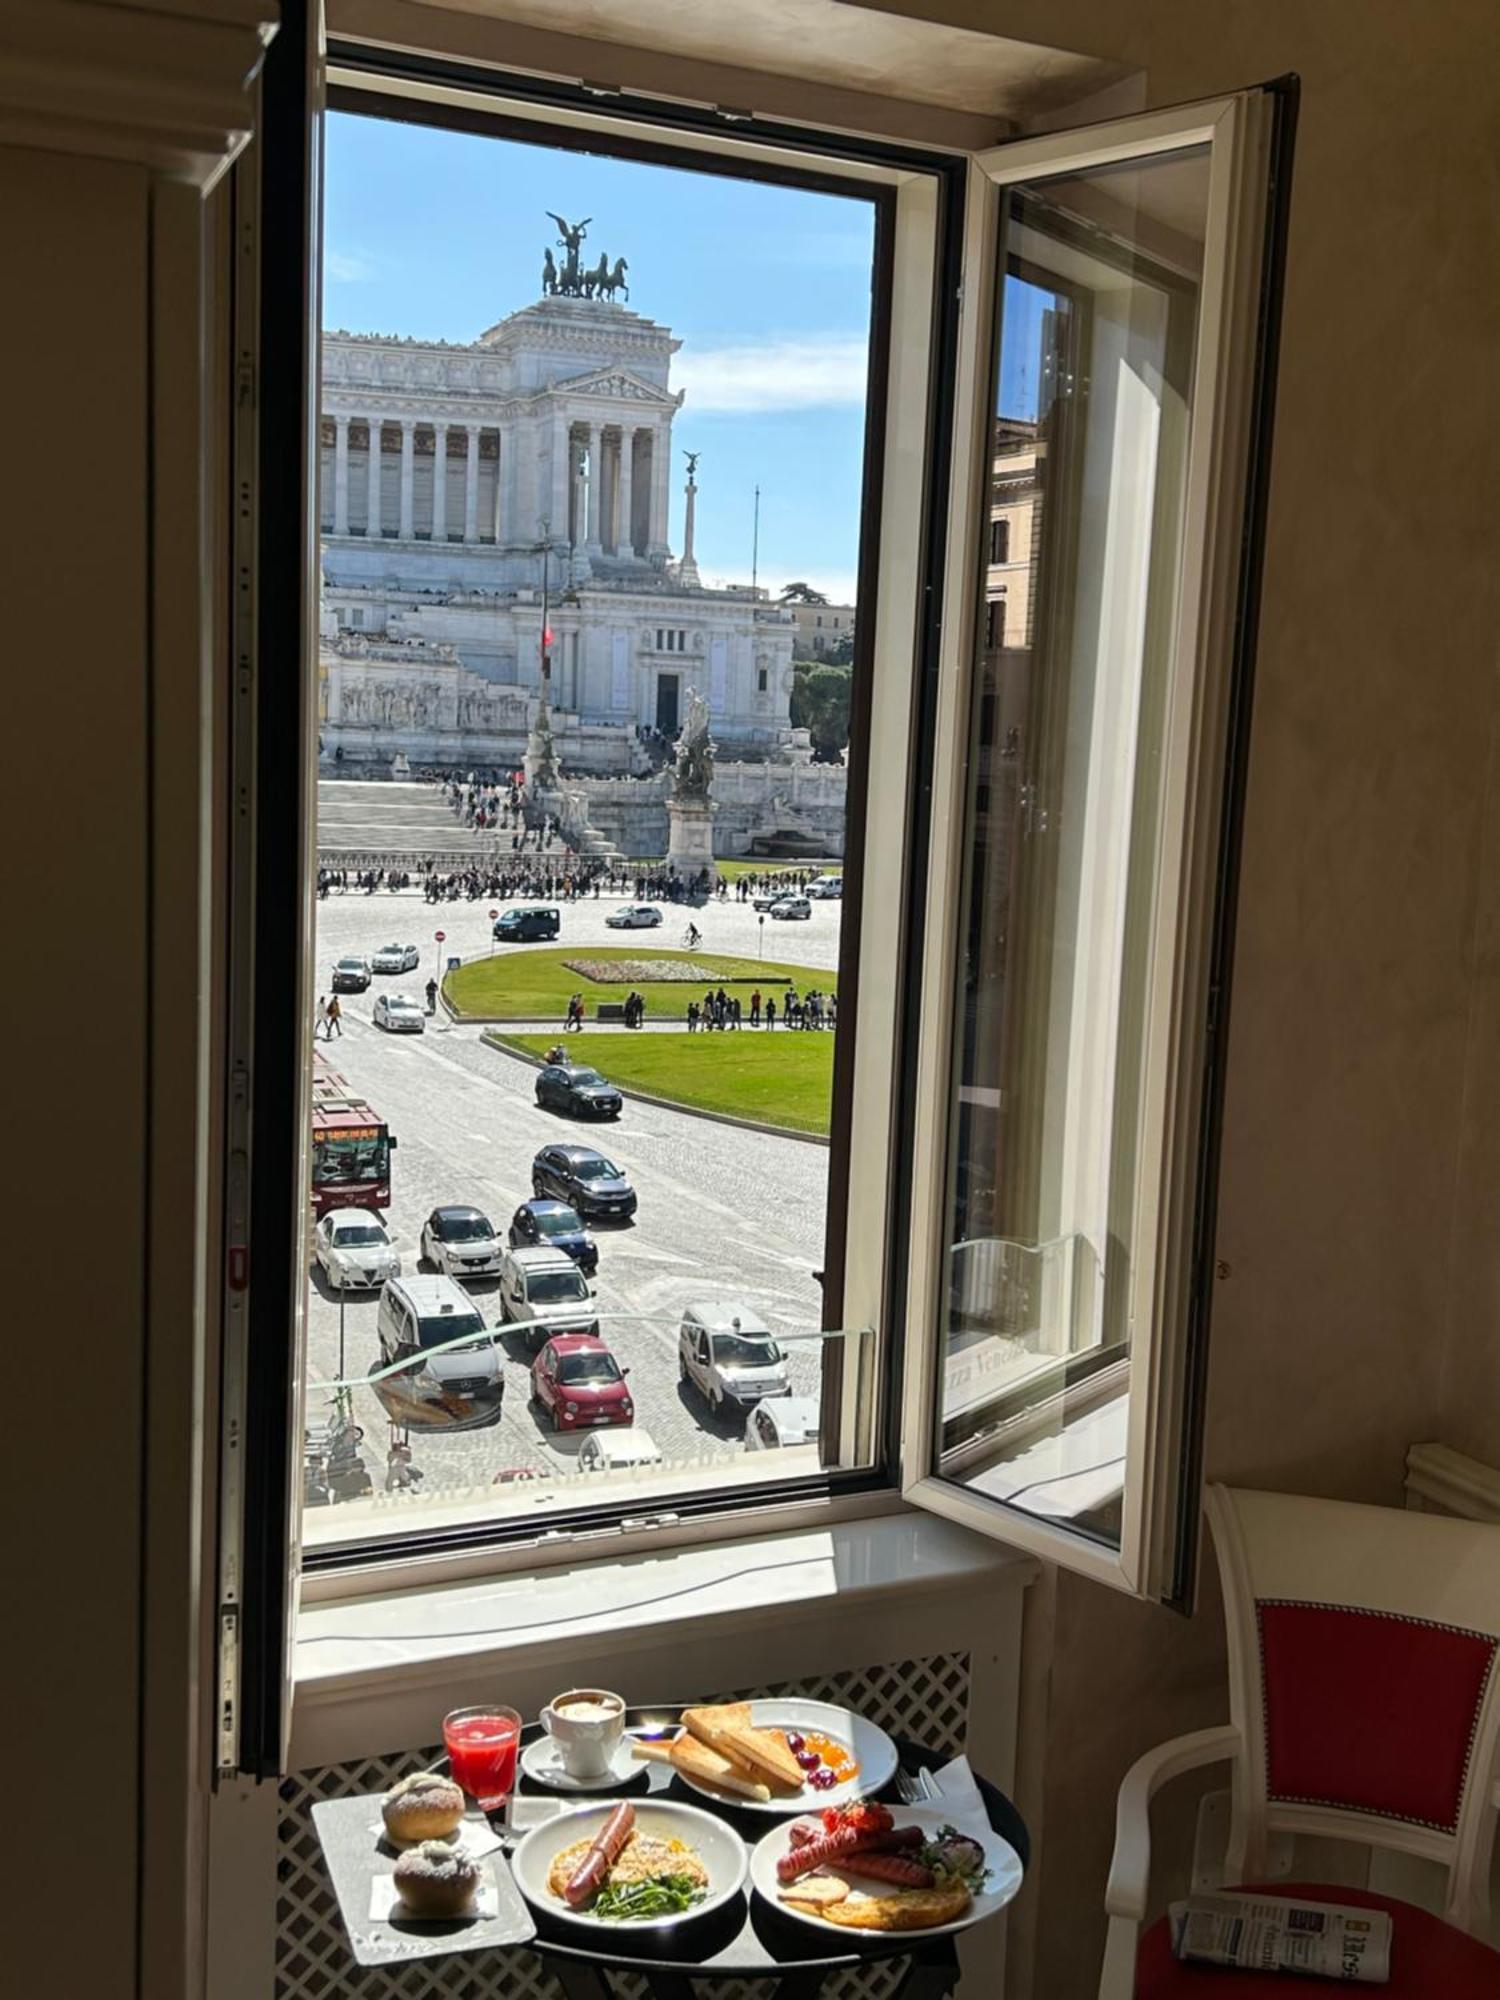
left=686, top=984, right=836, bottom=1032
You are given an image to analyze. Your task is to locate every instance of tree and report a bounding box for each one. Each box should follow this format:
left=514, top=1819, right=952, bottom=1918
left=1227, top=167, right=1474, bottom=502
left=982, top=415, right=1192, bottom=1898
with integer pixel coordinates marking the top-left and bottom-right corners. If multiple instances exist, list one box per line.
left=778, top=581, right=829, bottom=605
left=791, top=661, right=853, bottom=761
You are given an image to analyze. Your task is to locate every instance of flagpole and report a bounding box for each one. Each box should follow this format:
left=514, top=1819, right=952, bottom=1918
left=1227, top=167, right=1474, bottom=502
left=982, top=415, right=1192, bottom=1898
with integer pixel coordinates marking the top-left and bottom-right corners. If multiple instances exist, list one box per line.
left=751, top=484, right=760, bottom=596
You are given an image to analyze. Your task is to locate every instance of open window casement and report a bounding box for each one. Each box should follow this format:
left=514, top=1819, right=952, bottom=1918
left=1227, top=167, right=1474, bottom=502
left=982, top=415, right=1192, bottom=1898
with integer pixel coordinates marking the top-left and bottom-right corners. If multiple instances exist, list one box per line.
left=899, top=87, right=1291, bottom=1602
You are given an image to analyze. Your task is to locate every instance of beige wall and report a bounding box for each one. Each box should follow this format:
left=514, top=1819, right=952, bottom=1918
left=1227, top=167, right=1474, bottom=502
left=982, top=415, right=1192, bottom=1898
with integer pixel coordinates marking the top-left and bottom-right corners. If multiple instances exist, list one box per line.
left=848, top=3, right=1500, bottom=1991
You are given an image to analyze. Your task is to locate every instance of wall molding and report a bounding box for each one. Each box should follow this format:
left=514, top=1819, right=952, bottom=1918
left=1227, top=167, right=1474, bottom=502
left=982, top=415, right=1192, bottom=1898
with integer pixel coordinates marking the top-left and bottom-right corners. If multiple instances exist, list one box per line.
left=1405, top=1442, right=1500, bottom=1523
left=0, top=0, right=277, bottom=188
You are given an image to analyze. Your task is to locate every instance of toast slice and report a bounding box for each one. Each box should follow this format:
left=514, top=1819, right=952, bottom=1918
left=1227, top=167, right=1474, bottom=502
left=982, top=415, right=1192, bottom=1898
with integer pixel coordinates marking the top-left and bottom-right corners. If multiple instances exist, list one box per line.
left=682, top=1704, right=804, bottom=1793
left=668, top=1728, right=771, bottom=1801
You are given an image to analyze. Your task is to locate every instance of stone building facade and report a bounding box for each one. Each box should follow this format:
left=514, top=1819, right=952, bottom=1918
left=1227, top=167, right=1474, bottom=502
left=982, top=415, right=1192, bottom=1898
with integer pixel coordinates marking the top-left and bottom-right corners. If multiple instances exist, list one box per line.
left=317, top=293, right=801, bottom=772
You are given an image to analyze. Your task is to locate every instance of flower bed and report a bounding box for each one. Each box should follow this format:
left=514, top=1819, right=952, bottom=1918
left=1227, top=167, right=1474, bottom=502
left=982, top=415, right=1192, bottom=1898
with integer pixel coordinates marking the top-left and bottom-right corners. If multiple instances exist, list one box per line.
left=561, top=956, right=788, bottom=986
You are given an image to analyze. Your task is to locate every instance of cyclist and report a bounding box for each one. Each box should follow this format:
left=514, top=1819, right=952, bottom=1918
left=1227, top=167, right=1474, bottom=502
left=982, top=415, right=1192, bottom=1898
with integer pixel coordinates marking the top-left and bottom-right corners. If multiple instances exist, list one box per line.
left=684, top=921, right=702, bottom=949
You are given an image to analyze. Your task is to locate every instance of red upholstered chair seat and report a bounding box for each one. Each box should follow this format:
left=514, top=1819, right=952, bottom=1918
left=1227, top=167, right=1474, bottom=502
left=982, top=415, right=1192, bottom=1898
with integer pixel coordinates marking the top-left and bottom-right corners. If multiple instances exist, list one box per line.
left=1136, top=1883, right=1500, bottom=1997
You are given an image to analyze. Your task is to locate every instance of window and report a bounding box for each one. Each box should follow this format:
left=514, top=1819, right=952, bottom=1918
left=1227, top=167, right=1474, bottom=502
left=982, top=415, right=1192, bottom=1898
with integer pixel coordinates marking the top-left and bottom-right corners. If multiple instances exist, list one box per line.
left=221, top=42, right=1288, bottom=1767
left=348, top=606, right=362, bottom=628
left=985, top=598, right=1006, bottom=651
left=989, top=518, right=1010, bottom=565
left=758, top=668, right=769, bottom=692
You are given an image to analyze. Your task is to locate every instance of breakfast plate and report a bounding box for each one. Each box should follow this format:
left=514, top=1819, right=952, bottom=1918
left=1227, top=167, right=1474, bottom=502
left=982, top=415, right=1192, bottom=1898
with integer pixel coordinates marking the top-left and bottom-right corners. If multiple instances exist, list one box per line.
left=655, top=1699, right=898, bottom=1816
left=510, top=1799, right=748, bottom=1932
left=750, top=1802, right=1024, bottom=1940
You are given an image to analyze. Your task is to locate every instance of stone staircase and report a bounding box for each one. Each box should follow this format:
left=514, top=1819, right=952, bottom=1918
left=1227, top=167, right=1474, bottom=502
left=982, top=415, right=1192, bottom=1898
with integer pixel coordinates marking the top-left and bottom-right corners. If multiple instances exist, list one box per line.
left=316, top=780, right=492, bottom=863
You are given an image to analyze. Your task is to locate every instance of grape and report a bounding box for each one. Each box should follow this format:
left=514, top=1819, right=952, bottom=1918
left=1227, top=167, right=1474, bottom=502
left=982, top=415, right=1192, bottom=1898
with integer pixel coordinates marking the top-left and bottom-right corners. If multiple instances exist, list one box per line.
left=809, top=1767, right=838, bottom=1790
left=784, top=1732, right=806, bottom=1754
left=796, top=1749, right=822, bottom=1772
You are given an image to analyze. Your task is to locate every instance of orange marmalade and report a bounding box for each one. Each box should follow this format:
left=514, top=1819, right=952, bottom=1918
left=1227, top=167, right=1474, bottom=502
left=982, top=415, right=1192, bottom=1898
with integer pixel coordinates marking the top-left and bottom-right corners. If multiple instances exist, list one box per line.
left=783, top=1728, right=859, bottom=1783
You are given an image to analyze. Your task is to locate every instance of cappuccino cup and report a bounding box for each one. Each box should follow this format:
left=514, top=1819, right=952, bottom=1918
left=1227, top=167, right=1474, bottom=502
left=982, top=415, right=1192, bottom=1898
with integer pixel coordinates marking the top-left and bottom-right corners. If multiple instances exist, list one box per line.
left=541, top=1688, right=626, bottom=1779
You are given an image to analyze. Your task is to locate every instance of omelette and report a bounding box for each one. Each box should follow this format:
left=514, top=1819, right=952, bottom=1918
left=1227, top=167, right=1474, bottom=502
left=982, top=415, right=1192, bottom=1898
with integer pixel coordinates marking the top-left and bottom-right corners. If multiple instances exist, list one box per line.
left=547, top=1829, right=708, bottom=1901
left=780, top=1873, right=972, bottom=1931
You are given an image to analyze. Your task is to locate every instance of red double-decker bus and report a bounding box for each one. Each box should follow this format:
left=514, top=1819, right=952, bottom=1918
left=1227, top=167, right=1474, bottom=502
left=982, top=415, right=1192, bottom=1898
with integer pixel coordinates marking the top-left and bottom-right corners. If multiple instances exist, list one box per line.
left=311, top=1051, right=395, bottom=1215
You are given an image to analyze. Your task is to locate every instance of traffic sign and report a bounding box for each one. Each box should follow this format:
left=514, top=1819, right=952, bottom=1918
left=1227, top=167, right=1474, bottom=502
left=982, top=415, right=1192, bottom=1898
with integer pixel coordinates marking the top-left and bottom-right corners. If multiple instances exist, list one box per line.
left=435, top=929, right=446, bottom=942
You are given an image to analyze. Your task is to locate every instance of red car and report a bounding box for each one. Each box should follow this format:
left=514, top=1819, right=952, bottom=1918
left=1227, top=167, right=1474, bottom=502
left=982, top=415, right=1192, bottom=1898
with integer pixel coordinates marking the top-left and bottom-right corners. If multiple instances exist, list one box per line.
left=531, top=1335, right=634, bottom=1433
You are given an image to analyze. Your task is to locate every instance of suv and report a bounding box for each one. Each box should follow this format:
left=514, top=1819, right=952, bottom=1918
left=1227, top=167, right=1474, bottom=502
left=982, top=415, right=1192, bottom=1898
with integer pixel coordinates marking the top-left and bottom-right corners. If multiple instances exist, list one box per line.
left=493, top=905, right=560, bottom=942
left=532, top=1145, right=637, bottom=1221
left=678, top=1304, right=789, bottom=1419
left=509, top=1199, right=598, bottom=1275
left=498, top=1246, right=600, bottom=1349
left=536, top=1063, right=622, bottom=1120
left=331, top=954, right=372, bottom=991
left=376, top=1273, right=502, bottom=1416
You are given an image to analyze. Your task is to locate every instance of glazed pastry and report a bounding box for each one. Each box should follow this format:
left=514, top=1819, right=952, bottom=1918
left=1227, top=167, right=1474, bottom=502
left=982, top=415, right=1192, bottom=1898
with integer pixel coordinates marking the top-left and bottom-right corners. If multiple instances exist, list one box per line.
left=392, top=1839, right=482, bottom=1918
left=382, top=1771, right=465, bottom=1844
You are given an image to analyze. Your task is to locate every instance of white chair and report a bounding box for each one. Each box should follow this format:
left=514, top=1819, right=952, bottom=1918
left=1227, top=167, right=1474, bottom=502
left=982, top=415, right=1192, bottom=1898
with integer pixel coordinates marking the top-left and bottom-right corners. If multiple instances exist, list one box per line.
left=1099, top=1483, right=1500, bottom=1997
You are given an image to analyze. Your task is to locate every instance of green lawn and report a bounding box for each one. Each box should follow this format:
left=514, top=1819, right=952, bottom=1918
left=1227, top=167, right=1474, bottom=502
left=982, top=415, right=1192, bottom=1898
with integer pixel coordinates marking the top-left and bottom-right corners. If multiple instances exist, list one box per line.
left=495, top=1029, right=835, bottom=1136
left=447, top=945, right=836, bottom=1024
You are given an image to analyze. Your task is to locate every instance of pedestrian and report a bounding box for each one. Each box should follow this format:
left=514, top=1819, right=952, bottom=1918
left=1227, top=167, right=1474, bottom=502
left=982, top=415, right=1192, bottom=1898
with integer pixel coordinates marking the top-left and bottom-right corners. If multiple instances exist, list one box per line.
left=750, top=988, right=761, bottom=1028
left=326, top=994, right=343, bottom=1038
left=687, top=1001, right=699, bottom=1033
left=766, top=995, right=777, bottom=1030
left=425, top=976, right=438, bottom=1013
left=731, top=997, right=742, bottom=1030
left=315, top=995, right=328, bottom=1040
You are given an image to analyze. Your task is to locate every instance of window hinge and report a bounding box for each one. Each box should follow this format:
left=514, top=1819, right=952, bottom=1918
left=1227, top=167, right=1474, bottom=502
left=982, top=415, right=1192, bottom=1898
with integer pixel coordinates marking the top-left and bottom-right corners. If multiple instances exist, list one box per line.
left=236, top=360, right=256, bottom=411
left=955, top=279, right=965, bottom=312
left=714, top=105, right=756, bottom=125
left=620, top=1511, right=682, bottom=1534
left=216, top=1604, right=239, bottom=1775
left=580, top=80, right=624, bottom=100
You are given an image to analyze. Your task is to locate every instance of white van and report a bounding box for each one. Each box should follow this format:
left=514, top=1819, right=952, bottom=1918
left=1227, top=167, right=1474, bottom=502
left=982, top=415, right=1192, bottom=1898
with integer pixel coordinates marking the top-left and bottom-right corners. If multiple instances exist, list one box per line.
left=497, top=1246, right=599, bottom=1350
left=376, top=1273, right=502, bottom=1404
left=678, top=1304, right=789, bottom=1419
left=808, top=875, right=844, bottom=900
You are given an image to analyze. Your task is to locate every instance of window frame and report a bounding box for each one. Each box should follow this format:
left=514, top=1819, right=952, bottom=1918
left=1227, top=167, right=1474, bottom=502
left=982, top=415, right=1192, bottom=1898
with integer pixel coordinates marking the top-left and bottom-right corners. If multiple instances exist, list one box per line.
left=232, top=46, right=971, bottom=1605
left=895, top=88, right=1294, bottom=1603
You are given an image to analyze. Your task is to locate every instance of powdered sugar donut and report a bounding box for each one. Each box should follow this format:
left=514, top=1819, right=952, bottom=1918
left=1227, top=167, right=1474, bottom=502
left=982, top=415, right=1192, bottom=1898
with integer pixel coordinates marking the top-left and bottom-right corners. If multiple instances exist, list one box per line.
left=382, top=1771, right=465, bottom=1845
left=392, top=1839, right=482, bottom=1918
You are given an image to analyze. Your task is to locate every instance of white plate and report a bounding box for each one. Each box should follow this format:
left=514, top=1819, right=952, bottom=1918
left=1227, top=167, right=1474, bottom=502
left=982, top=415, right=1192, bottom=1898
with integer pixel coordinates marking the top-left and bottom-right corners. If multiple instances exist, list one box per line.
left=669, top=1700, right=898, bottom=1816
left=510, top=1799, right=747, bottom=1932
left=520, top=1732, right=641, bottom=1792
left=750, top=1803, right=1024, bottom=1940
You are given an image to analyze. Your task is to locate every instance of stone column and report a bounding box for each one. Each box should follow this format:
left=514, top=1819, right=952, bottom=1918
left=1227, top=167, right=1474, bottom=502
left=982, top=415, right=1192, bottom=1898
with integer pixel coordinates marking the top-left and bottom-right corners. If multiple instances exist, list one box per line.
left=550, top=409, right=570, bottom=542
left=333, top=415, right=349, bottom=536
left=365, top=417, right=382, bottom=536
left=398, top=419, right=415, bottom=539
left=678, top=462, right=701, bottom=588
left=582, top=423, right=603, bottom=554
left=464, top=424, right=480, bottom=542
left=616, top=428, right=635, bottom=556
left=648, top=423, right=673, bottom=559
left=431, top=423, right=448, bottom=541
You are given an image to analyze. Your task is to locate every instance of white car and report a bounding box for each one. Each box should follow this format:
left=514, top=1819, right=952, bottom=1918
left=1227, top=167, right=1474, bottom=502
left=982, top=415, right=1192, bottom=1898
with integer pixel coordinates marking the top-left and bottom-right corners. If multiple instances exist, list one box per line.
left=605, top=904, right=663, bottom=929
left=372, top=942, right=420, bottom=973
left=498, top=1246, right=599, bottom=1349
left=769, top=896, right=812, bottom=921
left=313, top=1208, right=401, bottom=1291
left=744, top=1396, right=822, bottom=1451
left=807, top=876, right=844, bottom=900
left=751, top=887, right=796, bottom=912
left=373, top=992, right=426, bottom=1033
left=420, top=1204, right=506, bottom=1278
left=678, top=1303, right=789, bottom=1419
left=577, top=1427, right=663, bottom=1472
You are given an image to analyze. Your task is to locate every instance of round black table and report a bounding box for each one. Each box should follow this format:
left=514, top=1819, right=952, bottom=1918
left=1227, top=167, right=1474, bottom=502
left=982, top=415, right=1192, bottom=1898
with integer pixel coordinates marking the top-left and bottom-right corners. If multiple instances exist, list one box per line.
left=506, top=1705, right=1029, bottom=2000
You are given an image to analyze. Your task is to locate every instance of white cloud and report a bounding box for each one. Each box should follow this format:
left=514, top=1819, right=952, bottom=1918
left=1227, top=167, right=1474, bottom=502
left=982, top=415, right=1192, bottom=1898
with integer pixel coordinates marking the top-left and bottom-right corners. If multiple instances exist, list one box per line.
left=326, top=249, right=376, bottom=283
left=674, top=335, right=868, bottom=413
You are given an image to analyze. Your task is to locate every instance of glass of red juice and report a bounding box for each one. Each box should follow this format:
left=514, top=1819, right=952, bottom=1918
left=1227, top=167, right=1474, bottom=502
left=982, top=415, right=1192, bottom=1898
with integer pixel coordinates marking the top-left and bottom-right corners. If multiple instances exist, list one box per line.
left=442, top=1705, right=522, bottom=1810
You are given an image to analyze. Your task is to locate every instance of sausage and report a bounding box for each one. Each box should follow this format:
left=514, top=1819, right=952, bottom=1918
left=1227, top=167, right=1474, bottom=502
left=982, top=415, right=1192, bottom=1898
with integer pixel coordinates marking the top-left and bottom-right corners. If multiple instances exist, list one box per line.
left=564, top=1802, right=636, bottom=1907
left=788, top=1818, right=823, bottom=1849
left=777, top=1823, right=867, bottom=1882
left=845, top=1850, right=935, bottom=1888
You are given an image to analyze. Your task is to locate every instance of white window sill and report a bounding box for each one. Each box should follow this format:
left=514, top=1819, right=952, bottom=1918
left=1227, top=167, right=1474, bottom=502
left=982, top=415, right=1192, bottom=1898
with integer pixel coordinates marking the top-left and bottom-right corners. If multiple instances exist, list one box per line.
left=290, top=1510, right=1037, bottom=1768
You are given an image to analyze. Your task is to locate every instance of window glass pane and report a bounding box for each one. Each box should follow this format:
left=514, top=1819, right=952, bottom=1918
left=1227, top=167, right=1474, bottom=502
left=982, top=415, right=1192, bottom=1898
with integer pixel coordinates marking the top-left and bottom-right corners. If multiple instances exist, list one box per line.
left=934, top=147, right=1212, bottom=1549
left=303, top=105, right=877, bottom=1541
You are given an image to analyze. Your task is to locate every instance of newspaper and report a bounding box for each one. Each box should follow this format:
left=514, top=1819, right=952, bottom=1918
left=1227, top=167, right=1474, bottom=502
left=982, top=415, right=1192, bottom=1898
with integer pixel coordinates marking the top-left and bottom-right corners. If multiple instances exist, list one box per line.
left=1170, top=1894, right=1392, bottom=1982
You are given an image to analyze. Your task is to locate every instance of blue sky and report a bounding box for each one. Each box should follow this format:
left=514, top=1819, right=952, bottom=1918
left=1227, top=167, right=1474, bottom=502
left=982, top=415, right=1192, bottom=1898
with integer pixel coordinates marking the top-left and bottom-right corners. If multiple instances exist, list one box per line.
left=324, top=111, right=876, bottom=603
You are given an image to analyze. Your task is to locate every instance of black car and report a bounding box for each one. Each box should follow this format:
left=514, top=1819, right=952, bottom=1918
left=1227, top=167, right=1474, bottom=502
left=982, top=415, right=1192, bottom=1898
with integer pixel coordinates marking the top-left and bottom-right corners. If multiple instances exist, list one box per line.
left=535, top=1063, right=622, bottom=1119
left=531, top=1145, right=637, bottom=1222
left=509, top=1199, right=598, bottom=1275
left=493, top=905, right=560, bottom=942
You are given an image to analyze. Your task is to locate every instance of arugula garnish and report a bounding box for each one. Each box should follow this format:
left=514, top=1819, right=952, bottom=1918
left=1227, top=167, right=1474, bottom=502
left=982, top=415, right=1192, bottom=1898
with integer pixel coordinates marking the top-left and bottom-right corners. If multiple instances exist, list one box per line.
left=590, top=1874, right=706, bottom=1921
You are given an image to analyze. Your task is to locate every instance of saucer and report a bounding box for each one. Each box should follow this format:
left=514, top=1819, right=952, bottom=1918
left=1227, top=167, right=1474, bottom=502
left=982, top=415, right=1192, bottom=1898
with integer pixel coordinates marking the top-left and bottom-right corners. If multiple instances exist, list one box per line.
left=520, top=1732, right=642, bottom=1792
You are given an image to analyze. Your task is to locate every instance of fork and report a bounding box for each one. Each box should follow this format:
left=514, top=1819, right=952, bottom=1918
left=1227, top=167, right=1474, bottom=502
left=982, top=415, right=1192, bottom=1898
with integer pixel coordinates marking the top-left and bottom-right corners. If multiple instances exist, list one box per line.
left=894, top=1765, right=942, bottom=1805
